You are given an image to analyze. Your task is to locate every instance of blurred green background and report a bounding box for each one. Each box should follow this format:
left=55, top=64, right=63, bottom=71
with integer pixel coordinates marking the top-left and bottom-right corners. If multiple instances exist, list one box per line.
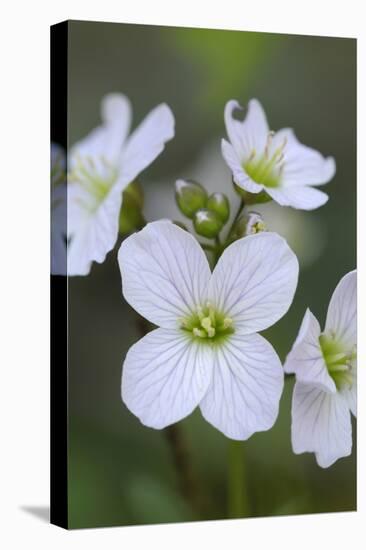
left=67, top=21, right=356, bottom=528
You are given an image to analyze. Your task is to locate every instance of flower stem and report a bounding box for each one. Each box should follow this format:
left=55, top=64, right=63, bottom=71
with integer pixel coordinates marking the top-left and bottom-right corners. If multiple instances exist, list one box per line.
left=228, top=440, right=249, bottom=519
left=200, top=243, right=216, bottom=252
left=225, top=198, right=245, bottom=244
left=164, top=424, right=203, bottom=517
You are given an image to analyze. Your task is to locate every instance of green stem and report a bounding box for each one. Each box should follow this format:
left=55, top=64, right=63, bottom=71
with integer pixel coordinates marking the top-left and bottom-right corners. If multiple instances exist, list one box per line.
left=200, top=243, right=216, bottom=252
left=164, top=424, right=204, bottom=518
left=226, top=198, right=245, bottom=244
left=228, top=440, right=249, bottom=518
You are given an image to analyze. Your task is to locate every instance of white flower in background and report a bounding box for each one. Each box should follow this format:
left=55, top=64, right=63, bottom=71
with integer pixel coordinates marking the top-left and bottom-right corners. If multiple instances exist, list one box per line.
left=222, top=99, right=336, bottom=210
left=285, top=270, right=356, bottom=467
left=118, top=220, right=299, bottom=439
left=68, top=94, right=175, bottom=275
left=51, top=143, right=67, bottom=275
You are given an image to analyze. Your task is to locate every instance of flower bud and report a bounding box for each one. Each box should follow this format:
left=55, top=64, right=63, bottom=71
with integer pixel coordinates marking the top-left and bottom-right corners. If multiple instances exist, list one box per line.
left=193, top=208, right=223, bottom=238
left=234, top=212, right=266, bottom=238
left=175, top=179, right=207, bottom=219
left=207, top=193, right=230, bottom=224
left=119, top=180, right=145, bottom=234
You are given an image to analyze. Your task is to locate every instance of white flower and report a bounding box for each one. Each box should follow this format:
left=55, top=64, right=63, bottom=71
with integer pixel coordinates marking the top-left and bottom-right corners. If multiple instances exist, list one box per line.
left=67, top=94, right=175, bottom=275
left=51, top=143, right=67, bottom=275
left=118, top=220, right=299, bottom=439
left=221, top=99, right=336, bottom=210
left=285, top=270, right=356, bottom=467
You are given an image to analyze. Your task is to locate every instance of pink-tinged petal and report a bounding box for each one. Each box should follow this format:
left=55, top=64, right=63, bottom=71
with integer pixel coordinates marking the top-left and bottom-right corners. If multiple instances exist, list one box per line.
left=118, top=221, right=211, bottom=329
left=325, top=270, right=357, bottom=350
left=200, top=333, right=284, bottom=440
left=284, top=309, right=336, bottom=393
left=208, top=232, right=299, bottom=334
left=122, top=328, right=212, bottom=429
left=291, top=382, right=352, bottom=468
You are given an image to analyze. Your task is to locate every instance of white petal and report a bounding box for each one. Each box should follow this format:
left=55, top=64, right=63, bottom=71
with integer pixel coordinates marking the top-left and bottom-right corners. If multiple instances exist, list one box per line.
left=224, top=99, right=269, bottom=160
left=342, top=375, right=357, bottom=417
left=284, top=309, right=336, bottom=393
left=283, top=309, right=313, bottom=375
left=102, top=93, right=132, bottom=145
left=122, top=328, right=212, bottom=429
left=273, top=128, right=336, bottom=187
left=120, top=103, right=175, bottom=185
left=200, top=333, right=284, bottom=440
left=265, top=185, right=329, bottom=210
left=208, top=232, right=299, bottom=334
left=118, top=221, right=211, bottom=328
left=67, top=181, right=123, bottom=276
left=69, top=93, right=132, bottom=167
left=291, top=382, right=352, bottom=468
left=221, top=139, right=264, bottom=194
left=325, top=270, right=357, bottom=349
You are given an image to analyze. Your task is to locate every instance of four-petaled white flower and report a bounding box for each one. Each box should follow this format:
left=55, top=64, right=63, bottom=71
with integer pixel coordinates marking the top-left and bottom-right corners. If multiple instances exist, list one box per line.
left=221, top=99, right=336, bottom=210
left=118, top=220, right=299, bottom=439
left=67, top=94, right=175, bottom=275
left=285, top=270, right=356, bottom=467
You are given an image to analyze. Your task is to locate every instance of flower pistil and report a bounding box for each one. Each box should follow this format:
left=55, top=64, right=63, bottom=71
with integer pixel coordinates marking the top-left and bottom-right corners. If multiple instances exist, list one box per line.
left=181, top=303, right=234, bottom=342
left=319, top=334, right=355, bottom=389
left=243, top=132, right=287, bottom=188
left=70, top=155, right=119, bottom=213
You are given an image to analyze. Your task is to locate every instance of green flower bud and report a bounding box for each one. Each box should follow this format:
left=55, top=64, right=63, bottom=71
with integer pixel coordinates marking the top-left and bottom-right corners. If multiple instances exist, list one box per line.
left=193, top=208, right=223, bottom=238
left=206, top=192, right=230, bottom=224
left=119, top=180, right=145, bottom=234
left=175, top=179, right=207, bottom=219
left=233, top=212, right=266, bottom=239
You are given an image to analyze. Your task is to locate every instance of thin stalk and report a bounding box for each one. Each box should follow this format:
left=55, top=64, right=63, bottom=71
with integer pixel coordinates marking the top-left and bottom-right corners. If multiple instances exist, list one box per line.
left=164, top=424, right=203, bottom=517
left=200, top=243, right=216, bottom=253
left=225, top=198, right=245, bottom=244
left=228, top=440, right=249, bottom=518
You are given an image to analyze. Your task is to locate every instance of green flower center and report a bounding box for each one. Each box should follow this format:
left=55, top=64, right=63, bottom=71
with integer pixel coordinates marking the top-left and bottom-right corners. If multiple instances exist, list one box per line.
left=181, top=303, right=234, bottom=344
left=243, top=132, right=286, bottom=188
left=69, top=156, right=119, bottom=213
left=319, top=334, right=355, bottom=390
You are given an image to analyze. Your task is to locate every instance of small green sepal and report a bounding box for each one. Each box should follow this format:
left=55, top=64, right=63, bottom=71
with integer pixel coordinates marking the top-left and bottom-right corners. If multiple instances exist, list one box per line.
left=233, top=183, right=272, bottom=205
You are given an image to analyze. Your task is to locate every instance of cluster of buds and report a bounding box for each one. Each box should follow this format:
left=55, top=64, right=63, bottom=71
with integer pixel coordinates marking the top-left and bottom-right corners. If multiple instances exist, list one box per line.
left=175, top=179, right=230, bottom=238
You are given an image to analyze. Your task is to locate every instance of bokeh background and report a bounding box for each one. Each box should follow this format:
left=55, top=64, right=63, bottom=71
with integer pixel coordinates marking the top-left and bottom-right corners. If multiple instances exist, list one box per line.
left=66, top=21, right=356, bottom=528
